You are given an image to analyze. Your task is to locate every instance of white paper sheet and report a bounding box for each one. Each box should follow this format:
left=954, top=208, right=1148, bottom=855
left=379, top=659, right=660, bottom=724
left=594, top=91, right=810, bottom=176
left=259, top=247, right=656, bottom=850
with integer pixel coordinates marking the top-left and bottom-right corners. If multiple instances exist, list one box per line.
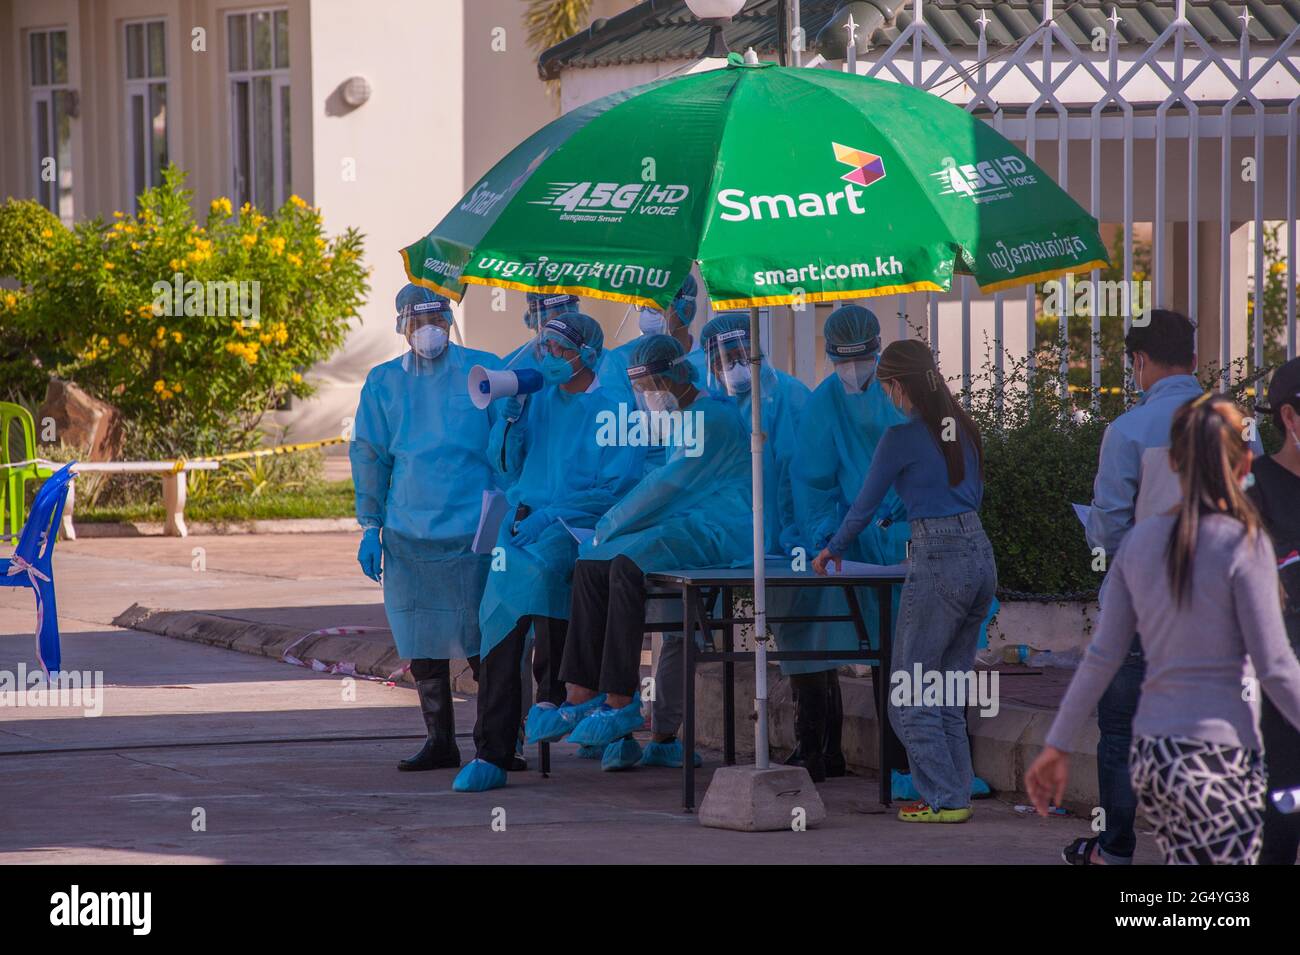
left=472, top=490, right=508, bottom=554
left=559, top=517, right=595, bottom=546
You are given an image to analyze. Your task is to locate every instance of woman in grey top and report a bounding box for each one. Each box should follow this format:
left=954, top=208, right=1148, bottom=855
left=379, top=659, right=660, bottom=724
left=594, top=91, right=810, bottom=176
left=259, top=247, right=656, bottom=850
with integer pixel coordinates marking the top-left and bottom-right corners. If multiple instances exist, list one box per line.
left=1027, top=394, right=1300, bottom=864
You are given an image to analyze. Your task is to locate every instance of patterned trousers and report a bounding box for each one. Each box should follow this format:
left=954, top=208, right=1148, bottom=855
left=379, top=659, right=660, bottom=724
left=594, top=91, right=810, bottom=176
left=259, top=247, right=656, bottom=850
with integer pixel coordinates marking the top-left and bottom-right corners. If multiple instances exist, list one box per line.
left=1130, top=735, right=1266, bottom=865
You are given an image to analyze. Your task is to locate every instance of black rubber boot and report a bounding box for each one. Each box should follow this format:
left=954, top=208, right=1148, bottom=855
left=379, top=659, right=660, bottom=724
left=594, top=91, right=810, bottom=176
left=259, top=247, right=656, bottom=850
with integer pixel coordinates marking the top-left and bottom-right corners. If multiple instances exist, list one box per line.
left=398, top=677, right=461, bottom=771
left=823, top=672, right=847, bottom=778
left=786, top=672, right=828, bottom=783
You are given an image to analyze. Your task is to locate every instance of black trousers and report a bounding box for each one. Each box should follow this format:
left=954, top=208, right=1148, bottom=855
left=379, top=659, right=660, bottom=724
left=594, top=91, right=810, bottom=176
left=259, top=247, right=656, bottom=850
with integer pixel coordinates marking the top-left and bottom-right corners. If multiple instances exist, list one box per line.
left=559, top=556, right=647, bottom=698
left=474, top=616, right=568, bottom=770
left=1260, top=693, right=1300, bottom=864
left=410, top=656, right=478, bottom=682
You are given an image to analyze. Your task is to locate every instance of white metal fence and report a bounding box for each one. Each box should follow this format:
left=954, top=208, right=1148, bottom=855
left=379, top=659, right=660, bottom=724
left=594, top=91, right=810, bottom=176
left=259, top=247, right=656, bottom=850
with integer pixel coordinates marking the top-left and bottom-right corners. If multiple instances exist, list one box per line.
left=846, top=0, right=1299, bottom=398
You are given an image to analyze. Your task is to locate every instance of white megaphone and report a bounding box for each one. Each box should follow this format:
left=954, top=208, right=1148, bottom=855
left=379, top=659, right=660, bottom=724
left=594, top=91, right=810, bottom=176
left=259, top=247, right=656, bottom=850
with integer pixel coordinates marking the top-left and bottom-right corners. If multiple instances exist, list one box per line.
left=468, top=364, right=545, bottom=410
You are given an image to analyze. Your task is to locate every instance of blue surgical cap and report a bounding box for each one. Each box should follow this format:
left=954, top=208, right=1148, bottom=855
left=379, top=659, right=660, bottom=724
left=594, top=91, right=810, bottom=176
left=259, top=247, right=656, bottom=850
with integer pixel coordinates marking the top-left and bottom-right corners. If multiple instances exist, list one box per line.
left=540, top=311, right=604, bottom=366
left=675, top=274, right=698, bottom=302
left=629, top=333, right=695, bottom=386
left=395, top=284, right=453, bottom=333
left=526, top=292, right=581, bottom=328
left=824, top=304, right=881, bottom=360
left=701, top=311, right=750, bottom=350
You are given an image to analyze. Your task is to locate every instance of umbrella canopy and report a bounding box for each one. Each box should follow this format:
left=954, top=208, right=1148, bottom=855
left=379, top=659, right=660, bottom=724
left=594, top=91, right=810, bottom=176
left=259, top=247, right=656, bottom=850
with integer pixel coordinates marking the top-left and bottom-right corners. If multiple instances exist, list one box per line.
left=401, top=53, right=1107, bottom=310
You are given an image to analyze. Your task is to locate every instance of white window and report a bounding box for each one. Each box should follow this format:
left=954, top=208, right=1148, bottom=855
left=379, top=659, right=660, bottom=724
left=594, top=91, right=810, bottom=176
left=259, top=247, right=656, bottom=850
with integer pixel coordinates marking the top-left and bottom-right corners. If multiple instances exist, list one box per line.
left=28, top=28, right=73, bottom=223
left=227, top=8, right=291, bottom=210
left=124, top=19, right=169, bottom=205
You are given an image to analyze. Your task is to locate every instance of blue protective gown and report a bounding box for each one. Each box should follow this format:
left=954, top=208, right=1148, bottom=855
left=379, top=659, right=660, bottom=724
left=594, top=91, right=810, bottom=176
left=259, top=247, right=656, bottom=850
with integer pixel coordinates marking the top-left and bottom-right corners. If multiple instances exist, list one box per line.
left=350, top=345, right=502, bottom=660
left=581, top=393, right=751, bottom=572
left=779, top=374, right=912, bottom=674
left=477, top=378, right=644, bottom=659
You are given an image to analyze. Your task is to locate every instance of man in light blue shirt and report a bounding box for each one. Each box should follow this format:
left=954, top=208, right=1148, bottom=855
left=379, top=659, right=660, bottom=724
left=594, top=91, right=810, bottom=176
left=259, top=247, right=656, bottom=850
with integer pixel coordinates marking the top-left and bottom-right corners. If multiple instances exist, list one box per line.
left=1069, top=309, right=1201, bottom=866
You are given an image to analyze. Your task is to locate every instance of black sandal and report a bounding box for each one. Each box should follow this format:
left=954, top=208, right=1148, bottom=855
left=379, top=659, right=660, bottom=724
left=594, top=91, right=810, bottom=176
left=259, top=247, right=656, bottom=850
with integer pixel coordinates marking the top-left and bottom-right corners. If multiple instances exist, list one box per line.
left=1062, top=836, right=1099, bottom=866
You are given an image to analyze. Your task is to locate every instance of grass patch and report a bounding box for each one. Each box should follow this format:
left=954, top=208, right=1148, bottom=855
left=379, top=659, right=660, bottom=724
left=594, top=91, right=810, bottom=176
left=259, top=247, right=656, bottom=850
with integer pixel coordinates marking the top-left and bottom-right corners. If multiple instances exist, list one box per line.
left=76, top=479, right=357, bottom=524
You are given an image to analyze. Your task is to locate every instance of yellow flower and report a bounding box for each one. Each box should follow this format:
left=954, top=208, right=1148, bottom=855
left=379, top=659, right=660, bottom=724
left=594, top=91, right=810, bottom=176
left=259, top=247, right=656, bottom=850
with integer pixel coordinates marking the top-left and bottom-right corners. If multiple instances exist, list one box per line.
left=1272, top=262, right=1287, bottom=275
left=315, top=237, right=326, bottom=251
left=138, top=304, right=154, bottom=317
left=172, top=331, right=183, bottom=343
left=72, top=263, right=83, bottom=271
left=118, top=334, right=131, bottom=346
left=103, top=261, right=115, bottom=270
left=291, top=372, right=303, bottom=384
left=156, top=325, right=167, bottom=340
left=3, top=292, right=18, bottom=309
left=240, top=233, right=258, bottom=249
left=130, top=242, right=141, bottom=251
left=267, top=236, right=286, bottom=256
left=274, top=324, right=288, bottom=345
left=286, top=252, right=302, bottom=267
left=210, top=197, right=233, bottom=217
left=173, top=382, right=183, bottom=393
left=153, top=379, right=166, bottom=393
left=289, top=194, right=308, bottom=209
left=41, top=228, right=53, bottom=239
left=169, top=258, right=182, bottom=271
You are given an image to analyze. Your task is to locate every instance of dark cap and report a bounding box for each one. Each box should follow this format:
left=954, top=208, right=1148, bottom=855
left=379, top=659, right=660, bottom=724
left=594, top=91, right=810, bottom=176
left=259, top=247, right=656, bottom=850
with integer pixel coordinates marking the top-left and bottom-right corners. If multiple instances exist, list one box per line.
left=1257, top=356, right=1300, bottom=418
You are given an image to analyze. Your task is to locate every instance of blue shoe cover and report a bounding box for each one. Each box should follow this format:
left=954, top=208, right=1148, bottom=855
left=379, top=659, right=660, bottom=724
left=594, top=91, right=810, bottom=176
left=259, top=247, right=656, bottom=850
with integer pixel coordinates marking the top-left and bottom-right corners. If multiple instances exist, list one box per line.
left=525, top=695, right=605, bottom=744
left=638, top=739, right=702, bottom=768
left=452, top=758, right=507, bottom=793
left=891, top=770, right=920, bottom=801
left=601, top=737, right=642, bottom=771
left=576, top=743, right=604, bottom=760
left=971, top=776, right=992, bottom=798
left=568, top=697, right=645, bottom=748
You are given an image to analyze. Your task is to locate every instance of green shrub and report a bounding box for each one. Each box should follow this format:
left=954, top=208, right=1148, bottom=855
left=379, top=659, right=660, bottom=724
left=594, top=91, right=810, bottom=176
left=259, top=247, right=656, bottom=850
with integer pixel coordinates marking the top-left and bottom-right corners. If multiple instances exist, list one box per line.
left=0, top=165, right=369, bottom=457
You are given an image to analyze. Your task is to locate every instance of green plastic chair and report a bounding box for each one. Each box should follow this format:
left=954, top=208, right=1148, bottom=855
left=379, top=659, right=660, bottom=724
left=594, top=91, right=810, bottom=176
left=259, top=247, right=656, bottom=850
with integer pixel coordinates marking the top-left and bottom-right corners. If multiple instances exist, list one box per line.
left=1, top=402, right=54, bottom=543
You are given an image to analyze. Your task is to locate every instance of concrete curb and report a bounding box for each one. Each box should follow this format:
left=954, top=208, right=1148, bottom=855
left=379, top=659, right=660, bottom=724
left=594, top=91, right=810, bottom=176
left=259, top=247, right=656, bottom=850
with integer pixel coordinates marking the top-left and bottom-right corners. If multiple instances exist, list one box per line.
left=75, top=517, right=361, bottom=537
left=692, top=663, right=1102, bottom=810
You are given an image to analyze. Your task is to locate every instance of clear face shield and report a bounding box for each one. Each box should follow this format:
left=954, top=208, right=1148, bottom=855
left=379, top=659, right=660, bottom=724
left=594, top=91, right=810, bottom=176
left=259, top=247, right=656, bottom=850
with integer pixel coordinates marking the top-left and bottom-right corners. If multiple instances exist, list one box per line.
left=826, top=336, right=881, bottom=394
left=627, top=355, right=686, bottom=415
left=511, top=295, right=580, bottom=368
left=706, top=328, right=756, bottom=397
left=398, top=303, right=453, bottom=374
left=536, top=319, right=590, bottom=386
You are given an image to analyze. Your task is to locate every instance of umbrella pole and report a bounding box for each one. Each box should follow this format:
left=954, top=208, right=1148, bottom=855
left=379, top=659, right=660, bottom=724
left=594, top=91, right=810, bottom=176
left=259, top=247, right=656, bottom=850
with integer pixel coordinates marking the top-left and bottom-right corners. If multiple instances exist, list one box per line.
left=749, top=306, right=769, bottom=770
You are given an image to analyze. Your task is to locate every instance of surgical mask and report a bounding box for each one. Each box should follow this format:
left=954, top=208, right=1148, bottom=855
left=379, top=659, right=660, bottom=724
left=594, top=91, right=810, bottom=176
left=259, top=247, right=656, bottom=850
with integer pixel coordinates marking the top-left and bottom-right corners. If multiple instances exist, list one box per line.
left=835, top=357, right=877, bottom=394
left=641, top=390, right=679, bottom=414
left=721, top=363, right=752, bottom=395
left=410, top=324, right=448, bottom=359
left=540, top=352, right=578, bottom=385
left=639, top=308, right=667, bottom=336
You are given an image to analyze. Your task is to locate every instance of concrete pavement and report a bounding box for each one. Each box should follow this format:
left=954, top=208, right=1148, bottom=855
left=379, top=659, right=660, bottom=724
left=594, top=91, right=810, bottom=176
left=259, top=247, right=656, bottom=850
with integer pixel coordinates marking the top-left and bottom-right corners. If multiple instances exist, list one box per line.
left=0, top=532, right=1160, bottom=863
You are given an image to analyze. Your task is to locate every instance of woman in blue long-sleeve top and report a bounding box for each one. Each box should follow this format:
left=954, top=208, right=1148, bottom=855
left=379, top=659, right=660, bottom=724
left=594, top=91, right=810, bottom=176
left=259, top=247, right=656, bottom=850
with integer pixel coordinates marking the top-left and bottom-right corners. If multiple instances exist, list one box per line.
left=814, top=339, right=997, bottom=824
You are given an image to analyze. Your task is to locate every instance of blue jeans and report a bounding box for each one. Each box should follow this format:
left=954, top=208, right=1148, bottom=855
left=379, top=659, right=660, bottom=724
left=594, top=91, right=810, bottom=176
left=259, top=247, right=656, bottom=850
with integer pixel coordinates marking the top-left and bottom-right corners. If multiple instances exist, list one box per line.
left=1095, top=638, right=1145, bottom=863
left=888, top=512, right=997, bottom=811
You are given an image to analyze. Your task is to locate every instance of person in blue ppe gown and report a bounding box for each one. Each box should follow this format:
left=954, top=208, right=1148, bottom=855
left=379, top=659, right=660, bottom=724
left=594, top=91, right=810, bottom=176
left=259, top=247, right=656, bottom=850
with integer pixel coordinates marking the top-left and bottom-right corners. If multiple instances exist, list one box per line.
left=641, top=311, right=812, bottom=769
left=525, top=334, right=752, bottom=770
left=600, top=276, right=707, bottom=409
left=351, top=284, right=502, bottom=773
left=453, top=314, right=644, bottom=792
left=503, top=292, right=581, bottom=370
left=784, top=304, right=912, bottom=781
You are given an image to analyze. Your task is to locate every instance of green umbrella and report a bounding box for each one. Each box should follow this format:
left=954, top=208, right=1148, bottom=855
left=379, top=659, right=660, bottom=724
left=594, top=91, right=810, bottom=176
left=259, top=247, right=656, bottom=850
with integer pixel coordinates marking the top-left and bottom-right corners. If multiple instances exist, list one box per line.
left=401, top=53, right=1107, bottom=792
left=401, top=53, right=1107, bottom=311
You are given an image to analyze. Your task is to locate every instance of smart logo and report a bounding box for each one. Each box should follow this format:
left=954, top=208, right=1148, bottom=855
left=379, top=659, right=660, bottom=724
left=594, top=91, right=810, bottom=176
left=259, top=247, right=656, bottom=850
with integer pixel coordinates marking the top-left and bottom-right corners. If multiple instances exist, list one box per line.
left=716, top=141, right=887, bottom=223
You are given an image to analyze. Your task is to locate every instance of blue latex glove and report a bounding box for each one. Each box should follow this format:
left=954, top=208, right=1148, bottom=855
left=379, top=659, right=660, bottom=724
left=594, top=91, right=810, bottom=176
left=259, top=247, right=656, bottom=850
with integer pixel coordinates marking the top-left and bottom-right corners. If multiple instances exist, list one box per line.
left=502, top=396, right=525, bottom=421
left=358, top=527, right=382, bottom=581
left=511, top=509, right=552, bottom=545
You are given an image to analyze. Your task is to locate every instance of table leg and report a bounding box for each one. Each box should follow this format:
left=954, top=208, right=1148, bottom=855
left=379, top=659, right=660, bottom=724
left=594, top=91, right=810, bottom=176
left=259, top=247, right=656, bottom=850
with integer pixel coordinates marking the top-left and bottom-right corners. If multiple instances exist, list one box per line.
left=682, top=585, right=696, bottom=812
left=878, top=582, right=893, bottom=807
left=162, top=471, right=188, bottom=537
left=723, top=586, right=735, bottom=766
